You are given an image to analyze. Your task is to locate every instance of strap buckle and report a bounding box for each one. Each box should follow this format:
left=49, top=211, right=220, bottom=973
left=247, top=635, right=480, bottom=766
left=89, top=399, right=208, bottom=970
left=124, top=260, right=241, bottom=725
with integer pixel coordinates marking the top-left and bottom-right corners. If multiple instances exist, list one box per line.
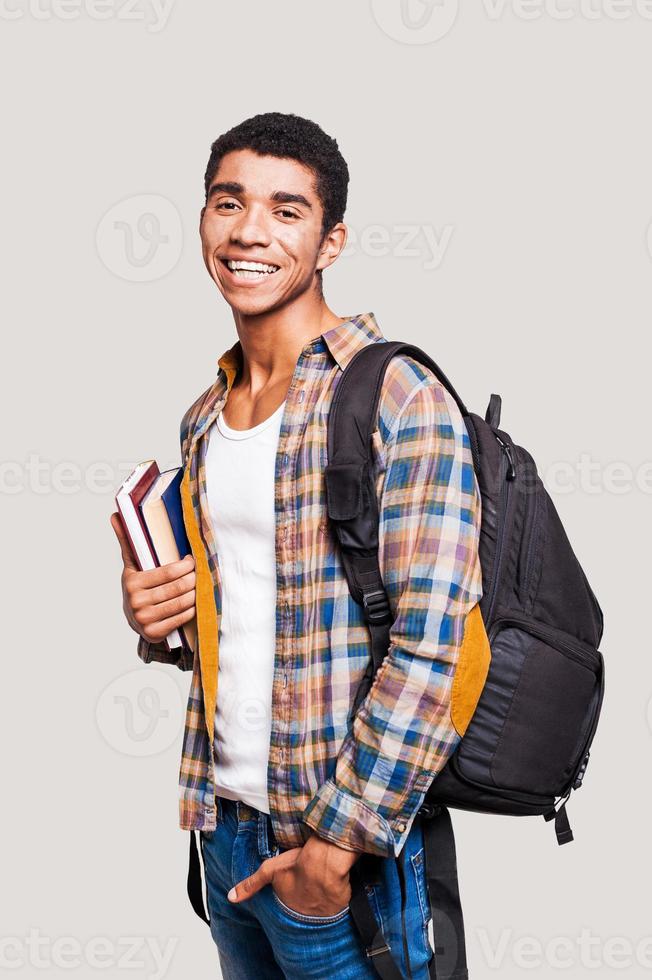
left=362, top=589, right=392, bottom=625
left=417, top=802, right=441, bottom=819
left=366, top=942, right=392, bottom=959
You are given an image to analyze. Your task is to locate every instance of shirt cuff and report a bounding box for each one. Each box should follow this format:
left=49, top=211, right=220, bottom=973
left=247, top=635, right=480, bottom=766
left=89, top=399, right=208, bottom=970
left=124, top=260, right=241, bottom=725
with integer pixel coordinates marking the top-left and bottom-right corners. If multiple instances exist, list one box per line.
left=301, top=778, right=418, bottom=858
left=137, top=634, right=192, bottom=670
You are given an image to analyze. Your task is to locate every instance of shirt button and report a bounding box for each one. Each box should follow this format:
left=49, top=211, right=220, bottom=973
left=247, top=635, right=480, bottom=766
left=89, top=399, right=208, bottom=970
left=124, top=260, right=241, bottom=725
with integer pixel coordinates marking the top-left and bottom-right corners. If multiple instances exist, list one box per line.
left=397, top=822, right=407, bottom=833
left=297, top=389, right=305, bottom=403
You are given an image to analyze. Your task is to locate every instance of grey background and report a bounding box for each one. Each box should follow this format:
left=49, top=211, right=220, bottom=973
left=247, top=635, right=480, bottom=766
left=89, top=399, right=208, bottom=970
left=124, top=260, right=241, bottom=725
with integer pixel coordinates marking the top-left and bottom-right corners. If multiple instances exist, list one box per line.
left=1, top=1, right=649, bottom=977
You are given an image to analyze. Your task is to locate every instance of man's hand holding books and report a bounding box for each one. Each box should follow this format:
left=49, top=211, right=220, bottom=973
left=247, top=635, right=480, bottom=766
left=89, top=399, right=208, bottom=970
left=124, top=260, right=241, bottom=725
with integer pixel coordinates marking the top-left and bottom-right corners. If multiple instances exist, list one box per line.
left=111, top=512, right=196, bottom=647
left=111, top=460, right=198, bottom=653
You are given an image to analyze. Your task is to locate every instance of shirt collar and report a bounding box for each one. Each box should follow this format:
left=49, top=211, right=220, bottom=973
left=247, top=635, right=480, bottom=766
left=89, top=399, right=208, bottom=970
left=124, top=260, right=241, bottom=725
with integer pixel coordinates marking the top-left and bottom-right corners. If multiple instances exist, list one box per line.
left=216, top=311, right=384, bottom=382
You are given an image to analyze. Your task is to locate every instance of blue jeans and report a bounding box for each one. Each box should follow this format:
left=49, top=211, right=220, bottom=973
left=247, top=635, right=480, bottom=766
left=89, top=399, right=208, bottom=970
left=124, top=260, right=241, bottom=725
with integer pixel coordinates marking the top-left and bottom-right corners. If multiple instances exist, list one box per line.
left=200, top=795, right=434, bottom=979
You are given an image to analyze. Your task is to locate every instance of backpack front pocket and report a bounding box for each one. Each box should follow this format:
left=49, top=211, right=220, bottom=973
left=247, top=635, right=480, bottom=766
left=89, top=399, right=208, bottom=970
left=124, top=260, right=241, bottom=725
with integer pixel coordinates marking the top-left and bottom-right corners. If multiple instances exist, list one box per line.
left=452, top=617, right=603, bottom=800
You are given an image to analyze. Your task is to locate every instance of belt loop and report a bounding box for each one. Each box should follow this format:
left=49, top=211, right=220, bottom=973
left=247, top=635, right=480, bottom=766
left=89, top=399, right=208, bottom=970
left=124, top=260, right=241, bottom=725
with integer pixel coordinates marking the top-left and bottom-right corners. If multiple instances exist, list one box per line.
left=258, top=811, right=279, bottom=859
left=258, top=810, right=270, bottom=858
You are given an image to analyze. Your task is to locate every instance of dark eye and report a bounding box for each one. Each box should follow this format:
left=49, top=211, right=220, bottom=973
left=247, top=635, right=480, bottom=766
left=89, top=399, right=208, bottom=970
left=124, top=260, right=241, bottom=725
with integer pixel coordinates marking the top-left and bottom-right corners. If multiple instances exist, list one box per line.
left=216, top=200, right=239, bottom=211
left=277, top=208, right=299, bottom=219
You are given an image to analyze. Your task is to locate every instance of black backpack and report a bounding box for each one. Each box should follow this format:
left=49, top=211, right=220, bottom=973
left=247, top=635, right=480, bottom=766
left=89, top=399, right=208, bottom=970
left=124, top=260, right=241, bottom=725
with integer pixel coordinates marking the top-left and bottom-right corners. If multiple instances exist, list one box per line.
left=326, top=341, right=605, bottom=980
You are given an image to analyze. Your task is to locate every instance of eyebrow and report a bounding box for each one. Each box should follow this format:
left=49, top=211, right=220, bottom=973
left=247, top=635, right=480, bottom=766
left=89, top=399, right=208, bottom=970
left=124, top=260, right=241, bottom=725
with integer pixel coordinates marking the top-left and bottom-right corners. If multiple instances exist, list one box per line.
left=207, top=181, right=313, bottom=210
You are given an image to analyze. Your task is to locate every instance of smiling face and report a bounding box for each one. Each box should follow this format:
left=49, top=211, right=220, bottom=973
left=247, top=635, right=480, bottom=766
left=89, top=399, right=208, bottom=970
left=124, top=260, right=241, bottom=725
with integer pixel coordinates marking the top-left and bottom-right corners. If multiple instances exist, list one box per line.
left=199, top=149, right=346, bottom=318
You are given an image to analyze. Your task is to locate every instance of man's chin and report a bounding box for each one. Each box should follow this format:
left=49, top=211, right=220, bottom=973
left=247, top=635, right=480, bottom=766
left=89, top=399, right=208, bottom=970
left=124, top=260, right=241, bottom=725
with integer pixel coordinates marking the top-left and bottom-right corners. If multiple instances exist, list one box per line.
left=223, top=291, right=284, bottom=318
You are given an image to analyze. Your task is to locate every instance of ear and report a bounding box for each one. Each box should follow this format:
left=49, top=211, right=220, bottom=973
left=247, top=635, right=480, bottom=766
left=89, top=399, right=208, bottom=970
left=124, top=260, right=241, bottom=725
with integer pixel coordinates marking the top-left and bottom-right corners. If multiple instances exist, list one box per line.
left=199, top=205, right=206, bottom=233
left=316, top=222, right=348, bottom=273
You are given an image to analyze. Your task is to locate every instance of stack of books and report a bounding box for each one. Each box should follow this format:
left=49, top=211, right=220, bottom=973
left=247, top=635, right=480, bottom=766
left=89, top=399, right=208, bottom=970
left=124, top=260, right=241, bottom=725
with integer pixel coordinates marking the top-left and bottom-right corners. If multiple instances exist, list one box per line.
left=115, top=461, right=197, bottom=654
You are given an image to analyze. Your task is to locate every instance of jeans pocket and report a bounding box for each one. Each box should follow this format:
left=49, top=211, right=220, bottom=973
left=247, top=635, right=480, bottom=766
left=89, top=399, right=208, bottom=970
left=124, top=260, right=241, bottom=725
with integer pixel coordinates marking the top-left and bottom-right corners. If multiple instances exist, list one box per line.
left=270, top=886, right=350, bottom=926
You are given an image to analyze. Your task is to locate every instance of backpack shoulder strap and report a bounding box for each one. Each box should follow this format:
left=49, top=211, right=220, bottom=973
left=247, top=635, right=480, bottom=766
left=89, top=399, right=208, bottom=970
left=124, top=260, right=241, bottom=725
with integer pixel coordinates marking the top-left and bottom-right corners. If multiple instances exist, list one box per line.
left=327, top=340, right=468, bottom=471
left=325, top=339, right=468, bottom=659
left=326, top=339, right=470, bottom=980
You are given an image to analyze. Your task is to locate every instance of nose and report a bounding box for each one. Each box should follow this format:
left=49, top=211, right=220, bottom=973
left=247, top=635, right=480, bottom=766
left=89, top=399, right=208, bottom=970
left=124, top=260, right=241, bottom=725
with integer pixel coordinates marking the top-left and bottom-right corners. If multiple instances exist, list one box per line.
left=230, top=204, right=272, bottom=249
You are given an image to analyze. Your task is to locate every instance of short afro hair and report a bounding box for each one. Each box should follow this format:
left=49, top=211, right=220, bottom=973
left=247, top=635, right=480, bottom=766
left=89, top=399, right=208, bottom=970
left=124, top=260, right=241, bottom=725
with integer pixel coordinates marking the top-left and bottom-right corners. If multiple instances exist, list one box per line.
left=203, top=112, right=349, bottom=241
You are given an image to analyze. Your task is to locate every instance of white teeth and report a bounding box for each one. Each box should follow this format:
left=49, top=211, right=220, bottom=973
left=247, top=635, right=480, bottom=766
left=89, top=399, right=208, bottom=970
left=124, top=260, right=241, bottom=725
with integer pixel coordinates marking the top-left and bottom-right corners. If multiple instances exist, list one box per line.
left=232, top=269, right=268, bottom=280
left=226, top=259, right=279, bottom=274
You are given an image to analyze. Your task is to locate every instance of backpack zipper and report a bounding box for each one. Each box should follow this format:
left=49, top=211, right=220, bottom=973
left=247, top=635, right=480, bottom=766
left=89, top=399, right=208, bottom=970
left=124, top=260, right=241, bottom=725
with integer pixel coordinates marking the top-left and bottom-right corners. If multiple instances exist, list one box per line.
left=485, top=435, right=516, bottom=624
left=448, top=754, right=554, bottom=808
left=570, top=655, right=605, bottom=790
left=488, top=616, right=600, bottom=673
left=495, top=434, right=516, bottom=481
left=521, top=478, right=541, bottom=604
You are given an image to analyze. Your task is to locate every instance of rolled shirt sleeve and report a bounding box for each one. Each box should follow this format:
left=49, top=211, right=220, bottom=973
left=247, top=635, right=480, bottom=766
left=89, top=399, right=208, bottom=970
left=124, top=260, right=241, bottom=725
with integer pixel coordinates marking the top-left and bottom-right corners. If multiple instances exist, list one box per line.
left=302, top=372, right=484, bottom=857
left=137, top=633, right=193, bottom=671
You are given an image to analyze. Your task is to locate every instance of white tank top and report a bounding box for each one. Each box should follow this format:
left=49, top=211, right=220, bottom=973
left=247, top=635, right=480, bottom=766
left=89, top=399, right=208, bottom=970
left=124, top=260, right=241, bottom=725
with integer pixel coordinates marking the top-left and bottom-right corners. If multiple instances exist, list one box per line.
left=204, top=398, right=286, bottom=814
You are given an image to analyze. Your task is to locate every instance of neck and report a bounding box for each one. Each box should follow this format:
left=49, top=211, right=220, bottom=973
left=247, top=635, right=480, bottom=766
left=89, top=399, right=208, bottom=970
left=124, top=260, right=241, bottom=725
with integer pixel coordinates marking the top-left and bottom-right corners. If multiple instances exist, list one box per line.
left=230, top=292, right=348, bottom=394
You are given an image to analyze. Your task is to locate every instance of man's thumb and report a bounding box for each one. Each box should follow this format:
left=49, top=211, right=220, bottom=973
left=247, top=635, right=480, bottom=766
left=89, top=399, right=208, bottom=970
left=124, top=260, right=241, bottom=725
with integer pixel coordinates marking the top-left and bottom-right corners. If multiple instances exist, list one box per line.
left=110, top=512, right=138, bottom=570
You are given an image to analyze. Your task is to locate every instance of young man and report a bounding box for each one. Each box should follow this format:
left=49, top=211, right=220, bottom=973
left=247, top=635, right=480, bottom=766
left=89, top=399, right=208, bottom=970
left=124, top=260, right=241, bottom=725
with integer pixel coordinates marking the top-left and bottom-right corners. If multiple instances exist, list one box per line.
left=111, top=112, right=483, bottom=979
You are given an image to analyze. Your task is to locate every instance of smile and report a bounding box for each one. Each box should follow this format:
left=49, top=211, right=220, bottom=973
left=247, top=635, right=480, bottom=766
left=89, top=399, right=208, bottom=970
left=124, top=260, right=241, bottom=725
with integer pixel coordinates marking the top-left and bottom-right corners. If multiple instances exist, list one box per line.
left=221, top=259, right=280, bottom=282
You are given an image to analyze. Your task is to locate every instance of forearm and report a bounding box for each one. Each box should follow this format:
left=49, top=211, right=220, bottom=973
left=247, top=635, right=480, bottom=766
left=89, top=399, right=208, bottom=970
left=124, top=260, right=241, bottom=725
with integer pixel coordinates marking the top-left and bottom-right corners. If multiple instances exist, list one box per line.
left=301, top=625, right=475, bottom=857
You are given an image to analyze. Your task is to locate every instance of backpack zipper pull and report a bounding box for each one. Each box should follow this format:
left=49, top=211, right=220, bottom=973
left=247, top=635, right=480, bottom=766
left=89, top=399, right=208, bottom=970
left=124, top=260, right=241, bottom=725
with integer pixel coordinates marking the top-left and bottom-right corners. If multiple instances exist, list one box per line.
left=573, top=751, right=590, bottom=790
left=495, top=434, right=516, bottom=481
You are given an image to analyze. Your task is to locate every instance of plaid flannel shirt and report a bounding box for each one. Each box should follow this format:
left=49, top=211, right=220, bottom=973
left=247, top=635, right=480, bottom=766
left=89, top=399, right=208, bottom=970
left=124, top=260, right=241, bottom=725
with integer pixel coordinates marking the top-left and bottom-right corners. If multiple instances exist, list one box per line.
left=137, top=312, right=484, bottom=858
